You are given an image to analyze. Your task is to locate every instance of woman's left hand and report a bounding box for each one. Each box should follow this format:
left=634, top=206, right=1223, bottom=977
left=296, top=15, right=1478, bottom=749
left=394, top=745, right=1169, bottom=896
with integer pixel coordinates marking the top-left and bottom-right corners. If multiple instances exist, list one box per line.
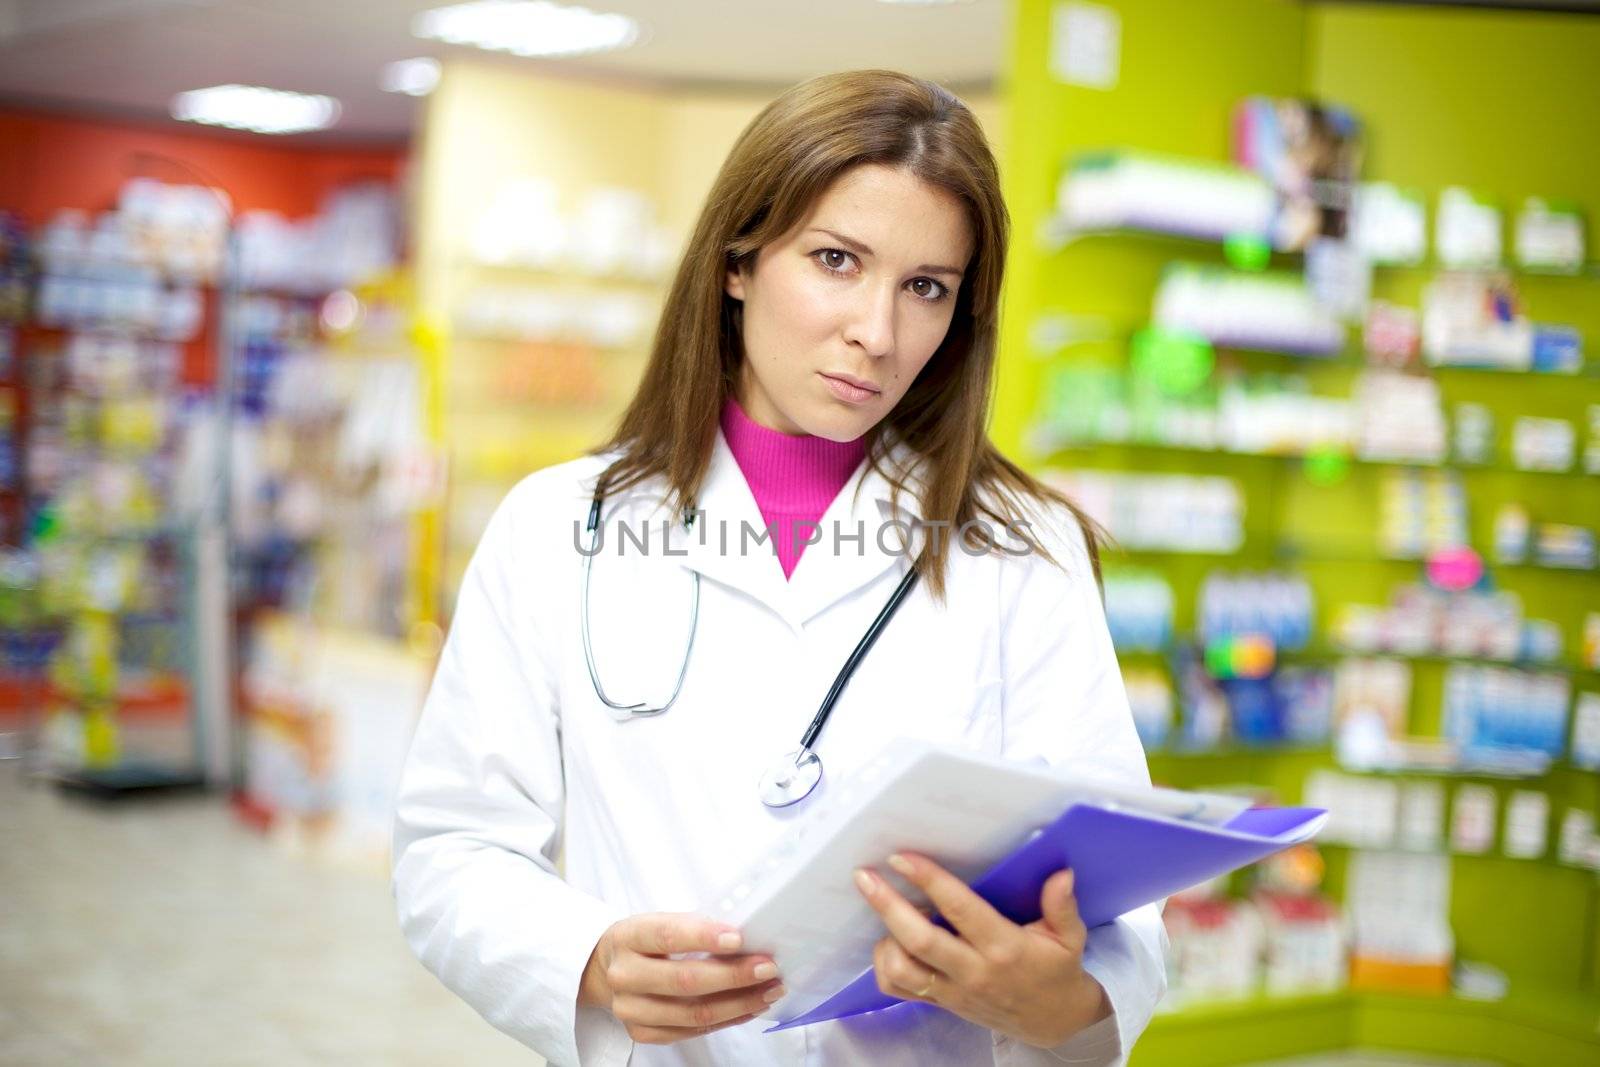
left=854, top=853, right=1111, bottom=1049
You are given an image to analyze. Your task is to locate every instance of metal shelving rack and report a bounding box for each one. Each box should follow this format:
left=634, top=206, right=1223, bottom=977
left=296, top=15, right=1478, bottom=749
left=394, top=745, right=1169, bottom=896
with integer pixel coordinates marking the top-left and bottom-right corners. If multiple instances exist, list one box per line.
left=8, top=174, right=236, bottom=796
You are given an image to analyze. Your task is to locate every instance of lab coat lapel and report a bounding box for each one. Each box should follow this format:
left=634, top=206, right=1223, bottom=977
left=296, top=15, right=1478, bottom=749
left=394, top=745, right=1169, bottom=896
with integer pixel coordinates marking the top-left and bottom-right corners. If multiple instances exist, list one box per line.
left=671, top=429, right=795, bottom=620
left=669, top=431, right=930, bottom=630
left=786, top=439, right=928, bottom=629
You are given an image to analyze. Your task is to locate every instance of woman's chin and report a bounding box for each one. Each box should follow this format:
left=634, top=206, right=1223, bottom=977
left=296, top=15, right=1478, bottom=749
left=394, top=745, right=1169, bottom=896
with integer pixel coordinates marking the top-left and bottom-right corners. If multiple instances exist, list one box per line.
left=803, top=408, right=877, bottom=442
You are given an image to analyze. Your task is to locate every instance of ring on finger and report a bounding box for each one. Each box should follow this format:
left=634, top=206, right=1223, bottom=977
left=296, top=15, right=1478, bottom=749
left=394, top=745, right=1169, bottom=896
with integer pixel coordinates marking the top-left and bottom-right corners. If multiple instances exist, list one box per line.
left=913, top=973, right=937, bottom=998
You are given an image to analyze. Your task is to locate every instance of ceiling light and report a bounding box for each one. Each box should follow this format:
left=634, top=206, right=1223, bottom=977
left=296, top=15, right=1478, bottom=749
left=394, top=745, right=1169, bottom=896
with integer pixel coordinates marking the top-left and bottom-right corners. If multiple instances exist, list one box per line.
left=413, top=1, right=640, bottom=58
left=170, top=85, right=340, bottom=135
left=382, top=57, right=442, bottom=96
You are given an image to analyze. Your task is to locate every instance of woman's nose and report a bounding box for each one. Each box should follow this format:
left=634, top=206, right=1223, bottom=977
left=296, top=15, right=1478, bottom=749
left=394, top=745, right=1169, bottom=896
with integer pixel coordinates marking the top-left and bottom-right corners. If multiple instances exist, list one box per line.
left=842, top=282, right=896, bottom=358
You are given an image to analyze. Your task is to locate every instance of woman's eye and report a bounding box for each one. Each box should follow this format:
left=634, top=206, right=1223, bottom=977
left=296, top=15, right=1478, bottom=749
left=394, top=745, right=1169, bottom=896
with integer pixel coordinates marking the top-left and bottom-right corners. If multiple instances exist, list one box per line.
left=814, top=250, right=949, bottom=303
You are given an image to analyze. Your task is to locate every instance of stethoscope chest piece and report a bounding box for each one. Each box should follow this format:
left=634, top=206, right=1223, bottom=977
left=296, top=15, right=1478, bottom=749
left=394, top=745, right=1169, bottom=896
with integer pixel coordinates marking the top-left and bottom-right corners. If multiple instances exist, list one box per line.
left=758, top=747, right=823, bottom=808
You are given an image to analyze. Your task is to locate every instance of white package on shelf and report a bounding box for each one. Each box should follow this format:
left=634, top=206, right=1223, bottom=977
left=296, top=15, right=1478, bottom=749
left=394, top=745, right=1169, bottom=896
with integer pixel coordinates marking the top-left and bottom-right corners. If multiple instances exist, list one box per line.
left=1347, top=850, right=1453, bottom=966
left=1056, top=152, right=1275, bottom=242
left=1154, top=264, right=1345, bottom=356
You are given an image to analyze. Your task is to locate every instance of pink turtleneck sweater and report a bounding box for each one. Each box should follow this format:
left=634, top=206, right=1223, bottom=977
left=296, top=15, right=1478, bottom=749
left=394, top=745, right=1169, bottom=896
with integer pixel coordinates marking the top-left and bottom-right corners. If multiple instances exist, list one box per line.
left=720, top=398, right=867, bottom=580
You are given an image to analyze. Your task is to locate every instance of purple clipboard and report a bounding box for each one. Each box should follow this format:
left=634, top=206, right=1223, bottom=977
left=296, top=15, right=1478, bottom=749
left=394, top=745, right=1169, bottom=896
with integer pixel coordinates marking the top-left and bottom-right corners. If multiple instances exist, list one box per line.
left=765, top=802, right=1327, bottom=1032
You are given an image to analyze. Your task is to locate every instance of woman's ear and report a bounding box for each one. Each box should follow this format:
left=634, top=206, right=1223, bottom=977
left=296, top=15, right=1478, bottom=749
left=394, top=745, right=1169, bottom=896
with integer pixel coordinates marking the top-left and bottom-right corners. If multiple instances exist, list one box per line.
left=724, top=251, right=750, bottom=301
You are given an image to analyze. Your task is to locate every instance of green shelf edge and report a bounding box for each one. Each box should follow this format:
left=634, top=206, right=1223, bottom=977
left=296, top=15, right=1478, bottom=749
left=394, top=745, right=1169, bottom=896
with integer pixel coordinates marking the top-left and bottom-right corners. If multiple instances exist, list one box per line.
left=1136, top=987, right=1600, bottom=1065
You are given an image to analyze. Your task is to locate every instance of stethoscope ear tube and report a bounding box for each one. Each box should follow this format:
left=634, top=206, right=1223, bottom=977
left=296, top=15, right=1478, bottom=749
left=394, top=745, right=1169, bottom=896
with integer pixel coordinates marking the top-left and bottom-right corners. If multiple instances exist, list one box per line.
left=581, top=488, right=700, bottom=717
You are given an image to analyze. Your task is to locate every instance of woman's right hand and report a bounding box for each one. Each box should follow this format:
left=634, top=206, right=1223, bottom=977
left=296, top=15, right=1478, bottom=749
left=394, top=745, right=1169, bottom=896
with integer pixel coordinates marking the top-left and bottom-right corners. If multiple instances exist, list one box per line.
left=578, top=914, right=785, bottom=1045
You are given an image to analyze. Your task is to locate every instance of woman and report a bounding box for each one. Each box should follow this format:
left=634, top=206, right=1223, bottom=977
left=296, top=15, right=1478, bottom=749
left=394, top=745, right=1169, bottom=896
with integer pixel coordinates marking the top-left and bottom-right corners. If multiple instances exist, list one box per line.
left=392, top=70, right=1166, bottom=1066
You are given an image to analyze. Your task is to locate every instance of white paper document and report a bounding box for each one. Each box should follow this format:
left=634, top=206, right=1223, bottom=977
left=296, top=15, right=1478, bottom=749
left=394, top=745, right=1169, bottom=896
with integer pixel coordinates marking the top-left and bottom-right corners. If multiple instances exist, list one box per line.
left=704, top=740, right=1251, bottom=1020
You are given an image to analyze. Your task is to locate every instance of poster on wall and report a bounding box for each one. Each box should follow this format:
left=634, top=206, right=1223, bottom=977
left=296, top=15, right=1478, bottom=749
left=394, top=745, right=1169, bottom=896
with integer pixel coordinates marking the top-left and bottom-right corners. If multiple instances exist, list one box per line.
left=1233, top=97, right=1363, bottom=252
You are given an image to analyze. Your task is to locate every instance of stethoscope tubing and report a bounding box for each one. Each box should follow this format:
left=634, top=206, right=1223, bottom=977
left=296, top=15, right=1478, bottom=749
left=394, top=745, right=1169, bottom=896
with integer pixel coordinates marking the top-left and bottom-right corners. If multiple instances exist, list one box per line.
left=797, top=564, right=920, bottom=752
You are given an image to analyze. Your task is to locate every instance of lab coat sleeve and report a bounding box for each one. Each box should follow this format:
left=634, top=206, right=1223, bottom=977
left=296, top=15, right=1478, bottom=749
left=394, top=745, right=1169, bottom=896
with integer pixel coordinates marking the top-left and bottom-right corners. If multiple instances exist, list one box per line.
left=988, top=505, right=1170, bottom=1067
left=390, top=480, right=633, bottom=1067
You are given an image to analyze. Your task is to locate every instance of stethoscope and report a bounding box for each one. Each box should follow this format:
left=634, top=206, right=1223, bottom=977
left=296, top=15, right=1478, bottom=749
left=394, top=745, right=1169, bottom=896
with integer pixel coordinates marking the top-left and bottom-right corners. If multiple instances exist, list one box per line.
left=580, top=488, right=921, bottom=808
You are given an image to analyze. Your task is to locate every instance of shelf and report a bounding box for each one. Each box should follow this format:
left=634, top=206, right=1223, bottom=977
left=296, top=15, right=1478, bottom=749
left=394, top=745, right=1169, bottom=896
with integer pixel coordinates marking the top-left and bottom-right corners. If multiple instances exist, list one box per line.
left=1318, top=759, right=1553, bottom=782
left=1207, top=345, right=1600, bottom=381
left=1041, top=435, right=1596, bottom=479
left=1374, top=259, right=1600, bottom=281
left=1290, top=646, right=1597, bottom=679
left=1043, top=217, right=1600, bottom=283
left=1151, top=988, right=1348, bottom=1028
left=32, top=524, right=198, bottom=546
left=1148, top=742, right=1330, bottom=760
left=457, top=258, right=667, bottom=289
left=1116, top=639, right=1598, bottom=680
left=27, top=321, right=201, bottom=344
left=1041, top=219, right=1299, bottom=258
left=1147, top=743, right=1600, bottom=785
left=1106, top=541, right=1596, bottom=575
left=51, top=760, right=206, bottom=797
left=1142, top=986, right=1600, bottom=1064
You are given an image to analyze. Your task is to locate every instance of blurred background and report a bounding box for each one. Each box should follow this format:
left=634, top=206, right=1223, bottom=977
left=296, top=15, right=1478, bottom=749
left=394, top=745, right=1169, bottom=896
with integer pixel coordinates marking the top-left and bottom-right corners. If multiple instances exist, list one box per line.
left=0, top=1, right=1596, bottom=1064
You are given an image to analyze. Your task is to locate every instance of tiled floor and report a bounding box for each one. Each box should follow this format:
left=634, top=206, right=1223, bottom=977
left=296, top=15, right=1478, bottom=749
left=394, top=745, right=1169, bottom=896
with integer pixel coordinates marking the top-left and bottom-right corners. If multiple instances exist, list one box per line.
left=0, top=762, right=539, bottom=1066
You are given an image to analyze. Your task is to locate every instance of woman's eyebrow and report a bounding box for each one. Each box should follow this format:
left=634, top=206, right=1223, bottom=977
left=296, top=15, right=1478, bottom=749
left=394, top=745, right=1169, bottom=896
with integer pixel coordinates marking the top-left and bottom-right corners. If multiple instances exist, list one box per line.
left=809, top=227, right=965, bottom=279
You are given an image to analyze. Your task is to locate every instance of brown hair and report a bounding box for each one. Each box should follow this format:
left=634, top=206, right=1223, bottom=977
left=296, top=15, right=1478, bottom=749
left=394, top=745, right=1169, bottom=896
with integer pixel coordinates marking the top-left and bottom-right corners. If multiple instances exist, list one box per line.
left=592, top=69, right=1101, bottom=600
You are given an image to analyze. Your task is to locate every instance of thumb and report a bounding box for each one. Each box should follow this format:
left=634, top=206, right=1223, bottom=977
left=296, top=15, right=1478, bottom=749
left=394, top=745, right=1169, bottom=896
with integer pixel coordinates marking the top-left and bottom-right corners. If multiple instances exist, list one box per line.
left=1037, top=867, right=1082, bottom=937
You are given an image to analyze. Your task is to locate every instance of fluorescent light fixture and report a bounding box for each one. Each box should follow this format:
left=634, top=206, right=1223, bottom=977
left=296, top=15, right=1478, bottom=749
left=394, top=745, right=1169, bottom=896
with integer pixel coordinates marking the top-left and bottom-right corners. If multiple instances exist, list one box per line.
left=170, top=85, right=340, bottom=135
left=382, top=57, right=442, bottom=96
left=413, top=0, right=640, bottom=58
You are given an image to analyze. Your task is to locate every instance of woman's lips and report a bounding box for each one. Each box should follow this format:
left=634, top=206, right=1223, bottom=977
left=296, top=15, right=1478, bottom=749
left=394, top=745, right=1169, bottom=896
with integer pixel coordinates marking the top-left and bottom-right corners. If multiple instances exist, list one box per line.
left=820, top=372, right=880, bottom=404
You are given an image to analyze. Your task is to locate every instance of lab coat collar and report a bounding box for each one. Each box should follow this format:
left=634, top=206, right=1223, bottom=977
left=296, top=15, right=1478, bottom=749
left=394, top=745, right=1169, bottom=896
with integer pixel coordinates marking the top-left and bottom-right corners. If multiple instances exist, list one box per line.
left=659, top=427, right=930, bottom=631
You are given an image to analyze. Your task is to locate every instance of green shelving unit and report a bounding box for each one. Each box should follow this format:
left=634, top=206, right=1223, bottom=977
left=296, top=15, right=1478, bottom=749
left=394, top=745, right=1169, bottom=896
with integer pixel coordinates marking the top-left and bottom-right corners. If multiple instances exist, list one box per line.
left=996, top=2, right=1600, bottom=1062
left=1137, top=987, right=1600, bottom=1066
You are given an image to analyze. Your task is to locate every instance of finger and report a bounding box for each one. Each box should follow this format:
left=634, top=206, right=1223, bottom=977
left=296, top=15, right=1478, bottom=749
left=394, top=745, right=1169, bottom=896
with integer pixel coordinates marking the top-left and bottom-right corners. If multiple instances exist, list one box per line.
left=1035, top=868, right=1086, bottom=946
left=617, top=913, right=745, bottom=957
left=855, top=867, right=981, bottom=981
left=872, top=935, right=941, bottom=1004
left=625, top=1011, right=762, bottom=1046
left=615, top=952, right=778, bottom=997
left=611, top=980, right=784, bottom=1031
left=884, top=852, right=1017, bottom=957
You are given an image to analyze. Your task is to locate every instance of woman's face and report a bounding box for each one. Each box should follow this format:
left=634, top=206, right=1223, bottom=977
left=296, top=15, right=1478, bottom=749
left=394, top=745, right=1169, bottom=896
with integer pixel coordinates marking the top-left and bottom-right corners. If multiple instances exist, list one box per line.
left=725, top=163, right=976, bottom=441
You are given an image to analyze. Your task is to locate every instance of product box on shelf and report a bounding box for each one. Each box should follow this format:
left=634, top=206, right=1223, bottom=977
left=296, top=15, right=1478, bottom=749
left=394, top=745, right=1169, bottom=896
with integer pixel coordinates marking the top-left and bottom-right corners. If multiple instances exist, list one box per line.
left=1514, top=198, right=1586, bottom=274
left=1346, top=849, right=1453, bottom=995
left=241, top=611, right=432, bottom=866
left=1436, top=188, right=1502, bottom=270
left=1123, top=664, right=1175, bottom=750
left=1198, top=570, right=1314, bottom=651
left=1154, top=263, right=1344, bottom=357
left=1040, top=468, right=1246, bottom=555
left=1103, top=568, right=1174, bottom=652
left=1442, top=664, right=1570, bottom=760
left=1232, top=97, right=1362, bottom=253
left=1351, top=184, right=1428, bottom=267
left=1161, top=895, right=1265, bottom=1007
left=1569, top=691, right=1600, bottom=769
left=1421, top=272, right=1528, bottom=369
left=1054, top=151, right=1276, bottom=246
left=1255, top=890, right=1347, bottom=996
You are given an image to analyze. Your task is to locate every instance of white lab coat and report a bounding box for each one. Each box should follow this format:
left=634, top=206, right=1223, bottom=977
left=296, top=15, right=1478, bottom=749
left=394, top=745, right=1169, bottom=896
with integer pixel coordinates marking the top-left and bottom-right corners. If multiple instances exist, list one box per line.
left=391, top=428, right=1169, bottom=1067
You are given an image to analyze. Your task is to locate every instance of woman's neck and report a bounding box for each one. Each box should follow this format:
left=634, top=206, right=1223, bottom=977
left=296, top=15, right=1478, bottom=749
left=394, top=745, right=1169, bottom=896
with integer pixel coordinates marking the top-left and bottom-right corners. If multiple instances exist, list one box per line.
left=720, top=397, right=866, bottom=577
